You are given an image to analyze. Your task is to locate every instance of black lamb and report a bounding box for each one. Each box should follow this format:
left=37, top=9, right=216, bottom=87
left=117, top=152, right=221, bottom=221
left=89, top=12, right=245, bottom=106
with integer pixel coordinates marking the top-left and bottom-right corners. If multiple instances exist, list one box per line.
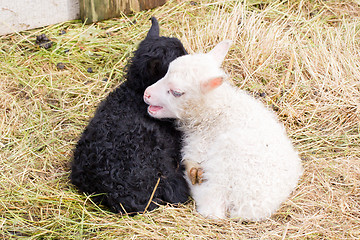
left=70, top=17, right=189, bottom=214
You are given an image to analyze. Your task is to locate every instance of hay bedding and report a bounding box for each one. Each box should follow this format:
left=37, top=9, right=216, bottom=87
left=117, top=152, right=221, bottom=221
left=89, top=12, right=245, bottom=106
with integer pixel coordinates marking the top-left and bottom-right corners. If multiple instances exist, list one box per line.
left=0, top=0, right=359, bottom=238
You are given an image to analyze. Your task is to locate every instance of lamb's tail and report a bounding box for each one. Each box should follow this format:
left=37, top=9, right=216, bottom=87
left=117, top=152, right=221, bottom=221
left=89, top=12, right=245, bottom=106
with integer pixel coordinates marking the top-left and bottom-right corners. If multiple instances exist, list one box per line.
left=146, top=17, right=160, bottom=39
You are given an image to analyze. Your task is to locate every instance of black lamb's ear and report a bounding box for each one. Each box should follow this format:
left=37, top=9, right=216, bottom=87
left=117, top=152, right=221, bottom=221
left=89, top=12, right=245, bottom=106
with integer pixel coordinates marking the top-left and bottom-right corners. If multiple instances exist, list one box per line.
left=147, top=58, right=162, bottom=77
left=146, top=17, right=160, bottom=39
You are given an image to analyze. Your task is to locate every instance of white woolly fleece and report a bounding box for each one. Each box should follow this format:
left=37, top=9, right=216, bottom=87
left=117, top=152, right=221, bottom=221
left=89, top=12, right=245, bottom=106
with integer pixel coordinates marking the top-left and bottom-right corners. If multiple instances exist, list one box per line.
left=179, top=82, right=303, bottom=220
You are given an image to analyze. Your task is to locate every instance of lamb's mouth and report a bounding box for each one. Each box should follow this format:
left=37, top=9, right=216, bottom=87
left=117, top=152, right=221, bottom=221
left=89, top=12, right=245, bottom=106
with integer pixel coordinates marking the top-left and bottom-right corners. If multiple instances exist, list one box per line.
left=148, top=105, right=163, bottom=115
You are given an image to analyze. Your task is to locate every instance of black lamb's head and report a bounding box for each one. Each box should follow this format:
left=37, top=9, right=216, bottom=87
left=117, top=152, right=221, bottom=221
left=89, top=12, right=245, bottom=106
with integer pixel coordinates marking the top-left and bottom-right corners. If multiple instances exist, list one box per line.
left=125, top=17, right=188, bottom=91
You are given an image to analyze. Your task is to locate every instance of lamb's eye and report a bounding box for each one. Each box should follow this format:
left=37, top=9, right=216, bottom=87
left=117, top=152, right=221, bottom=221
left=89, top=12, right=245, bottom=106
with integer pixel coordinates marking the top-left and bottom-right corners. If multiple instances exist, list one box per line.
left=170, top=89, right=184, bottom=98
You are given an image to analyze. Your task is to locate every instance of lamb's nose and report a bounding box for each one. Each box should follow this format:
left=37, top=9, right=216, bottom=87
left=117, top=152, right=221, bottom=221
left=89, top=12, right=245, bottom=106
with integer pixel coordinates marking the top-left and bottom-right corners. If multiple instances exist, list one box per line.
left=144, top=91, right=151, bottom=102
left=144, top=92, right=150, bottom=99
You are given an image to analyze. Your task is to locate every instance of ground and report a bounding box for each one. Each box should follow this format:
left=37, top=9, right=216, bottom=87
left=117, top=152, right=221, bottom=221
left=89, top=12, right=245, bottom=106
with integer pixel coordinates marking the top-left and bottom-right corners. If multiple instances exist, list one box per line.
left=0, top=0, right=359, bottom=238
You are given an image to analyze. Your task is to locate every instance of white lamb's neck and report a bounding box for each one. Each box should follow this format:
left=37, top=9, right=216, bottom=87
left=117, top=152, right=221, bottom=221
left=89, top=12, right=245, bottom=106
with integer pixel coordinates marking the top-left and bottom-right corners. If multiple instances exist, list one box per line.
left=177, top=83, right=234, bottom=132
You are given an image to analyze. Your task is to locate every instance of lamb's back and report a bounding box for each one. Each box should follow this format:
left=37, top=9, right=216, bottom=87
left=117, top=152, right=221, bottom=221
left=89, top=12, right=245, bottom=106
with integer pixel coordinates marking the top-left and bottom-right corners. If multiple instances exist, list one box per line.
left=183, top=84, right=302, bottom=220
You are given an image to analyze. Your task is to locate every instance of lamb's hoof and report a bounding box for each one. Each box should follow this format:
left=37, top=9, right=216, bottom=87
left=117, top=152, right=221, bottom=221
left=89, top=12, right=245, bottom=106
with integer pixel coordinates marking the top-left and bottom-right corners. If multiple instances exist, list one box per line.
left=190, top=167, right=204, bottom=185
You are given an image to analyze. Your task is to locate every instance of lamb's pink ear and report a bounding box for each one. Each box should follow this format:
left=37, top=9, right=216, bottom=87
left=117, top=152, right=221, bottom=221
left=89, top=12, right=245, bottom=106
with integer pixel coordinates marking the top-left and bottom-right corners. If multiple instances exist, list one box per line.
left=208, top=40, right=232, bottom=66
left=201, top=77, right=224, bottom=93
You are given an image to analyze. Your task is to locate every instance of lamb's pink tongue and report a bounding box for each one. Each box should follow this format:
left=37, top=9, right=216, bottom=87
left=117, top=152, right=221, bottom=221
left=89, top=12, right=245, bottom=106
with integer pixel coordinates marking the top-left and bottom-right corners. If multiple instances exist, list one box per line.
left=149, top=105, right=163, bottom=112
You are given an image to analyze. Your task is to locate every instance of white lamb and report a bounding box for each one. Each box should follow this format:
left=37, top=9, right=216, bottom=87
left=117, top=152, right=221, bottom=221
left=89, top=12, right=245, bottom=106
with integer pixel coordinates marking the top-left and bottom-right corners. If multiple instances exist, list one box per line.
left=143, top=40, right=303, bottom=221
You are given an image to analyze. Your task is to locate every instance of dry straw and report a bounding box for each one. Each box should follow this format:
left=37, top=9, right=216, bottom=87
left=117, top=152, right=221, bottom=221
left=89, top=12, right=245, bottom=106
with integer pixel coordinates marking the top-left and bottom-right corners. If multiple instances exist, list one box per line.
left=0, top=0, right=359, bottom=238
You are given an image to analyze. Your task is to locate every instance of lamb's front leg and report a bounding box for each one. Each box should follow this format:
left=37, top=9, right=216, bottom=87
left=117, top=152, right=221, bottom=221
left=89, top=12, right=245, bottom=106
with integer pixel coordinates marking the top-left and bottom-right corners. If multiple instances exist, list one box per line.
left=183, top=160, right=204, bottom=185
